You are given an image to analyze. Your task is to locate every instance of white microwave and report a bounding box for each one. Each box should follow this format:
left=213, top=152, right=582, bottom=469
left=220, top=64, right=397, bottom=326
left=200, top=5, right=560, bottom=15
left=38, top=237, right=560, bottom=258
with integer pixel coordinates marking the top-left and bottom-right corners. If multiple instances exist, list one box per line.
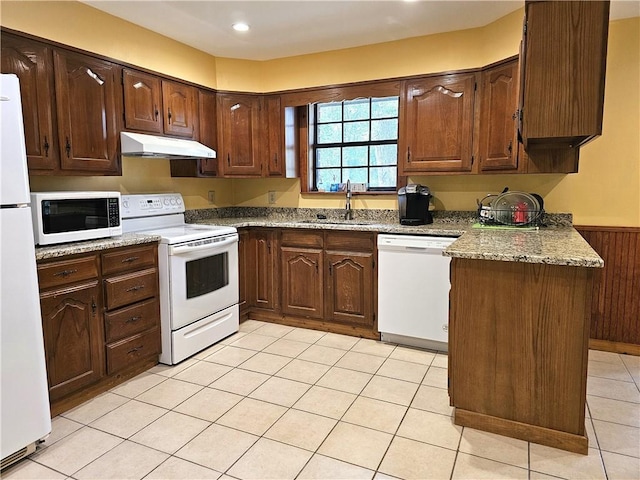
left=31, top=191, right=122, bottom=246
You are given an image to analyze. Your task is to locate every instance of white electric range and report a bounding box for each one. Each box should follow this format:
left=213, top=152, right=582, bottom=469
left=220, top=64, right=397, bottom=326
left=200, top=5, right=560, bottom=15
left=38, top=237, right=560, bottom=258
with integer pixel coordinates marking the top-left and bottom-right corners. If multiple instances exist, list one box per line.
left=121, top=193, right=239, bottom=365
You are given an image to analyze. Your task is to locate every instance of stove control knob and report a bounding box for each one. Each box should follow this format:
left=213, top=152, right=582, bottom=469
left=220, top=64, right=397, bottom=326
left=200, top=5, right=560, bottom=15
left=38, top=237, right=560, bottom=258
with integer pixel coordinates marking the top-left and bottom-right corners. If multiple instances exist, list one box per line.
left=170, top=198, right=176, bottom=205
left=122, top=200, right=129, bottom=209
left=176, top=197, right=183, bottom=205
left=163, top=198, right=170, bottom=205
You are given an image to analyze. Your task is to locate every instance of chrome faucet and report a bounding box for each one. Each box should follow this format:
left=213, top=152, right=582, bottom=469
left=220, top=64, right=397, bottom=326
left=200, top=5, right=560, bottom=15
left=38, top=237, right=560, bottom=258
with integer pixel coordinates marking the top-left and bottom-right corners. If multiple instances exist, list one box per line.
left=344, top=179, right=353, bottom=220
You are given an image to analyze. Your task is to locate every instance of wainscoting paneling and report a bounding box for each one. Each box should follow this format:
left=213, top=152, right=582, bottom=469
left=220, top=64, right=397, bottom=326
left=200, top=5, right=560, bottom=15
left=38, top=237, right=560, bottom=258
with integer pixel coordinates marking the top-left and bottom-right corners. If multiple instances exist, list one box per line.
left=576, top=226, right=640, bottom=353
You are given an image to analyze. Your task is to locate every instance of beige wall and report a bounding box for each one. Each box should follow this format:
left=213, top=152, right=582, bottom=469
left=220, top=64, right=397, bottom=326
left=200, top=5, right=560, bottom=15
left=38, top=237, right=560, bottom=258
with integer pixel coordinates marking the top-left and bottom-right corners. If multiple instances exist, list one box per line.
left=2, top=1, right=638, bottom=226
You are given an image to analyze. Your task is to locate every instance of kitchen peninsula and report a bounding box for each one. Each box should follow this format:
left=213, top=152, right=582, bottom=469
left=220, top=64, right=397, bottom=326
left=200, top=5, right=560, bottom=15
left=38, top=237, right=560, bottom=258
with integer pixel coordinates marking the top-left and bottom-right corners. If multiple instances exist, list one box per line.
left=444, top=228, right=603, bottom=454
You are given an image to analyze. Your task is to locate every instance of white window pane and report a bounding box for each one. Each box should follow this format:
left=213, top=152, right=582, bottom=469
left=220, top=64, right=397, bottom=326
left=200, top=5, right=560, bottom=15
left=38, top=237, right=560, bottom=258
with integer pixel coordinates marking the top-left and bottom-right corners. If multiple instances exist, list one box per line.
left=371, top=119, right=398, bottom=141
left=317, top=123, right=342, bottom=144
left=371, top=97, right=399, bottom=119
left=317, top=103, right=342, bottom=123
left=370, top=166, right=397, bottom=188
left=317, top=169, right=341, bottom=189
left=371, top=145, right=397, bottom=166
left=343, top=146, right=368, bottom=167
left=344, top=98, right=370, bottom=121
left=317, top=147, right=341, bottom=167
left=344, top=121, right=369, bottom=142
left=343, top=168, right=368, bottom=183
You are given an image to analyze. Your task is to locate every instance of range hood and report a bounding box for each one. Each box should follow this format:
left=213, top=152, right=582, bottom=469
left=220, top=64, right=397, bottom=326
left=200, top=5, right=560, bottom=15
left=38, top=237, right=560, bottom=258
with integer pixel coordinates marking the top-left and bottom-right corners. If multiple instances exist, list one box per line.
left=120, top=132, right=216, bottom=160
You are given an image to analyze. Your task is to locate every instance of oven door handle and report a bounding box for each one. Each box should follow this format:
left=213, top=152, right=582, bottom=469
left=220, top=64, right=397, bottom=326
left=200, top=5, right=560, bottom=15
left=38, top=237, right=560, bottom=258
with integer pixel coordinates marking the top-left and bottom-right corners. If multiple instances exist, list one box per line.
left=169, top=235, right=238, bottom=255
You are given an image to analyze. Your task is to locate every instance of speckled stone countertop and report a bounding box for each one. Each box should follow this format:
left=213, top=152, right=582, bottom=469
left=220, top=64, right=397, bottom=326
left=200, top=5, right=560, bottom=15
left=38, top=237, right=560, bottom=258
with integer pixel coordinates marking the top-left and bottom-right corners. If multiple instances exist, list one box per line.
left=187, top=207, right=602, bottom=268
left=35, top=233, right=161, bottom=261
left=442, top=228, right=603, bottom=268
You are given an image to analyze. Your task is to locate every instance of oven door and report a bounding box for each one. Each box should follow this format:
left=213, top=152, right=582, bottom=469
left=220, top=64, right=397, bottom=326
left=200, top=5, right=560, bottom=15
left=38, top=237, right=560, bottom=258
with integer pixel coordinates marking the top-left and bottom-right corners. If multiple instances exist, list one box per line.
left=167, top=233, right=239, bottom=330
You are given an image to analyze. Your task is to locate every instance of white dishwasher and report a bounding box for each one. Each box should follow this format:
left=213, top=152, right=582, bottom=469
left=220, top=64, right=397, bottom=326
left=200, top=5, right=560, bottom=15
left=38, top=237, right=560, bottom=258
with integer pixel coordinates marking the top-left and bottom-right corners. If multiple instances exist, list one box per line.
left=377, top=234, right=458, bottom=351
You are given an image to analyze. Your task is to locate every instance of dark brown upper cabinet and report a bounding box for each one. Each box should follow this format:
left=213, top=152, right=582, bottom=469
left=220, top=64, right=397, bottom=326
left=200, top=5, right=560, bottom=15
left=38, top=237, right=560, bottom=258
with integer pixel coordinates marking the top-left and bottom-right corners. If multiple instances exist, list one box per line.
left=123, top=69, right=198, bottom=139
left=170, top=89, right=219, bottom=177
left=478, top=58, right=524, bottom=173
left=218, top=93, right=262, bottom=176
left=1, top=33, right=58, bottom=173
left=399, top=73, right=476, bottom=174
left=262, top=94, right=285, bottom=177
left=53, top=50, right=121, bottom=174
left=122, top=69, right=163, bottom=133
left=162, top=80, right=198, bottom=138
left=520, top=0, right=609, bottom=149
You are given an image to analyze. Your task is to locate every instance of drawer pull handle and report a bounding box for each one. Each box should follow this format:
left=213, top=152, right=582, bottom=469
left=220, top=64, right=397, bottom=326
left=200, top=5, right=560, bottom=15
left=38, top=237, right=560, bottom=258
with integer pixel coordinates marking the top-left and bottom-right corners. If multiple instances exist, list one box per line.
left=126, top=284, right=145, bottom=292
left=127, top=345, right=144, bottom=355
left=121, top=256, right=140, bottom=263
left=53, top=269, right=78, bottom=278
left=125, top=316, right=142, bottom=324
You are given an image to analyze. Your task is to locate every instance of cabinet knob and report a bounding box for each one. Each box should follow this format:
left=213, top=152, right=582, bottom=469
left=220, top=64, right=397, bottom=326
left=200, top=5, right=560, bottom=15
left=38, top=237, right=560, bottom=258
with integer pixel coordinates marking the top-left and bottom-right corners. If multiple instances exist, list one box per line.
left=227, top=153, right=231, bottom=166
left=167, top=108, right=172, bottom=123
left=91, top=298, right=97, bottom=314
left=121, top=256, right=140, bottom=263
left=507, top=140, right=513, bottom=157
left=407, top=146, right=411, bottom=163
left=43, top=136, right=49, bottom=157
left=125, top=284, right=145, bottom=293
left=65, top=137, right=71, bottom=158
left=154, top=106, right=159, bottom=120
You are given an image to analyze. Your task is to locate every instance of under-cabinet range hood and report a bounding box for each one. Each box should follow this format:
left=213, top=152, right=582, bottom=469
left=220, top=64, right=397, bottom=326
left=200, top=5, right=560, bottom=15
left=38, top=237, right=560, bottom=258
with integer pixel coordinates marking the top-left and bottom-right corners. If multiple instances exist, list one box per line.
left=120, top=132, right=216, bottom=160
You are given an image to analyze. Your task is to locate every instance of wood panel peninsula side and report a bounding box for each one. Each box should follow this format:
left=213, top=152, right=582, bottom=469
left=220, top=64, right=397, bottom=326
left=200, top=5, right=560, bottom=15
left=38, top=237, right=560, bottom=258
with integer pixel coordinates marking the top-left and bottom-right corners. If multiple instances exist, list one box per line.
left=444, top=228, right=604, bottom=454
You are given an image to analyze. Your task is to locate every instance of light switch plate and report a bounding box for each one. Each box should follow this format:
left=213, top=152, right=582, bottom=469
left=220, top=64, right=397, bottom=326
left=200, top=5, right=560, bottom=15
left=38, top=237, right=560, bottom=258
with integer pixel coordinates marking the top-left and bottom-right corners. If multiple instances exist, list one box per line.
left=268, top=191, right=276, bottom=204
left=208, top=190, right=215, bottom=204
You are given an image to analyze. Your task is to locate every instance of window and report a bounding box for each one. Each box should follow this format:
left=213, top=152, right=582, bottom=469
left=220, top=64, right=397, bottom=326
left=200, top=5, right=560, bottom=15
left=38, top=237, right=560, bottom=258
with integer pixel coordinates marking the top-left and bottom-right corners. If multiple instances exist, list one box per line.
left=312, top=96, right=398, bottom=192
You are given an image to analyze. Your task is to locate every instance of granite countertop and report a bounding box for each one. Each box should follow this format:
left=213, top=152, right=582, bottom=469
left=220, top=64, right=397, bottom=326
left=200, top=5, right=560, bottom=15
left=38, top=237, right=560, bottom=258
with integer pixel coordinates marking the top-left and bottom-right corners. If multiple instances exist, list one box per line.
left=194, top=217, right=470, bottom=237
left=35, top=233, right=161, bottom=261
left=34, top=208, right=603, bottom=268
left=442, top=227, right=603, bottom=268
left=189, top=208, right=602, bottom=268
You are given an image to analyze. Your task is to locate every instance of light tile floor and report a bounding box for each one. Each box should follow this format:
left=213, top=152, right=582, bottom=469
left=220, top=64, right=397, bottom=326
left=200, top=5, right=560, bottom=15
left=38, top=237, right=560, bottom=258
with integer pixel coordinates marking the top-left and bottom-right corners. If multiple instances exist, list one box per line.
left=4, top=320, right=639, bottom=480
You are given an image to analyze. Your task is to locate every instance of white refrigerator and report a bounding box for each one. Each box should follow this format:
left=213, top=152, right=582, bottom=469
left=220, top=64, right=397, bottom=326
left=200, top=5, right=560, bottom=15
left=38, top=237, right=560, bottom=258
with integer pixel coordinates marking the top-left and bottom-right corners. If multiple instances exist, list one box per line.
left=0, top=74, right=51, bottom=468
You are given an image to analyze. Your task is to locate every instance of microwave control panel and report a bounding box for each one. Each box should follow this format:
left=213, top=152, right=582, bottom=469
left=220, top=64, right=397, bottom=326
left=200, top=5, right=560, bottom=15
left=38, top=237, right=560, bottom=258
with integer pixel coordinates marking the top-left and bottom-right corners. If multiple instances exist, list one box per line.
left=120, top=193, right=184, bottom=218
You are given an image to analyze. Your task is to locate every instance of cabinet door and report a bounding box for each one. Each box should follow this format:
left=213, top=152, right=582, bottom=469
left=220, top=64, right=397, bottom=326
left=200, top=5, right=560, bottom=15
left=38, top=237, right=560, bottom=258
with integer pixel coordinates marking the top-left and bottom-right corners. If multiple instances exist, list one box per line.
left=218, top=93, right=262, bottom=176
left=479, top=59, right=522, bottom=173
left=53, top=50, right=121, bottom=174
left=325, top=251, right=374, bottom=327
left=1, top=34, right=58, bottom=172
left=40, top=281, right=104, bottom=401
left=122, top=69, right=163, bottom=133
left=162, top=80, right=197, bottom=138
left=198, top=89, right=219, bottom=175
left=263, top=95, right=284, bottom=176
left=281, top=247, right=323, bottom=319
left=399, top=73, right=476, bottom=173
left=250, top=229, right=279, bottom=310
left=520, top=0, right=609, bottom=148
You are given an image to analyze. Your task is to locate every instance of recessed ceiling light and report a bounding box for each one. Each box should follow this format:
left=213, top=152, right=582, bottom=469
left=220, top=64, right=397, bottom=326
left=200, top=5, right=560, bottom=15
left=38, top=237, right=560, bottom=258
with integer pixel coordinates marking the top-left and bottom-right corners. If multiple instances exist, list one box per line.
left=232, top=23, right=250, bottom=32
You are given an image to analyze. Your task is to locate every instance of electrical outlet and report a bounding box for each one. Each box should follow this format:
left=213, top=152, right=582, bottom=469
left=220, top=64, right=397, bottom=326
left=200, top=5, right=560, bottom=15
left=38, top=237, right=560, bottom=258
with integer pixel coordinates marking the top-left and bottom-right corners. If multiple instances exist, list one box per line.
left=207, top=190, right=215, bottom=204
left=268, top=191, right=276, bottom=204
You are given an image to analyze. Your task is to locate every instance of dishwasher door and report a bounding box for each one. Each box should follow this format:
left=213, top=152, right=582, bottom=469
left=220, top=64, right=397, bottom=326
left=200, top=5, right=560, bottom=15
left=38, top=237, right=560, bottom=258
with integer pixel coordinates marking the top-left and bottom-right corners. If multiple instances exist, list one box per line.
left=377, top=234, right=457, bottom=351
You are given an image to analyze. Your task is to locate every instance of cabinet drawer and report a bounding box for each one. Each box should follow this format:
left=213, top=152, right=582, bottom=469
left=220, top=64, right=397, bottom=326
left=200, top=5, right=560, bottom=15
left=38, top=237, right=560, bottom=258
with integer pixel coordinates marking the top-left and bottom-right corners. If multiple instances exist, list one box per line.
left=38, top=255, right=98, bottom=290
left=281, top=230, right=323, bottom=248
left=104, top=297, right=159, bottom=343
left=326, top=232, right=374, bottom=252
left=102, top=245, right=157, bottom=276
left=104, top=268, right=158, bottom=310
left=106, top=327, right=160, bottom=374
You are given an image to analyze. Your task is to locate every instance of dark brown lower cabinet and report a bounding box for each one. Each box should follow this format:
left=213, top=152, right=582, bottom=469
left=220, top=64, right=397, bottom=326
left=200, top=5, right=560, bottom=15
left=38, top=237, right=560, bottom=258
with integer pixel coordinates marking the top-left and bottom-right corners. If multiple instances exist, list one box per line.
left=241, top=228, right=377, bottom=338
left=40, top=280, right=104, bottom=402
left=37, top=243, right=160, bottom=416
left=449, top=257, right=594, bottom=454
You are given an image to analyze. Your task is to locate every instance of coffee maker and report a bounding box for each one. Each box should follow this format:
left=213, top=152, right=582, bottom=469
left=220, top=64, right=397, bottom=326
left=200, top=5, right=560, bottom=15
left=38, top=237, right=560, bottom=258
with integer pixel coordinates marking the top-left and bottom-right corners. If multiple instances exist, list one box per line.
left=398, top=184, right=433, bottom=225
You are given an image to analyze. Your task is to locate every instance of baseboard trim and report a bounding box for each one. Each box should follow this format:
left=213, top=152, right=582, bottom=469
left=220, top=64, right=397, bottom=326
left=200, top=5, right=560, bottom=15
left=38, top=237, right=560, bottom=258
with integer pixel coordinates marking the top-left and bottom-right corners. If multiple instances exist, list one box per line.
left=589, top=339, right=640, bottom=356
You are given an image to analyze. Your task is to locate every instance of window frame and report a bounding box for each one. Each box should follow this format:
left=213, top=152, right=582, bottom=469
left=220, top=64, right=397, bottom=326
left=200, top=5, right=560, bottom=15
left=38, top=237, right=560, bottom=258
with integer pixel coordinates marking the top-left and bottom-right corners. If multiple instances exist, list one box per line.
left=311, top=96, right=399, bottom=192
left=280, top=80, right=401, bottom=194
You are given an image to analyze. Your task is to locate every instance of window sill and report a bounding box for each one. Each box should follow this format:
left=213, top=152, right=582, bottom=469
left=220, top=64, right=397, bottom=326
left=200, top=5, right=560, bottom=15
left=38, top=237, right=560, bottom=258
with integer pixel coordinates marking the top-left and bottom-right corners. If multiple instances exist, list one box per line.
left=301, top=190, right=397, bottom=196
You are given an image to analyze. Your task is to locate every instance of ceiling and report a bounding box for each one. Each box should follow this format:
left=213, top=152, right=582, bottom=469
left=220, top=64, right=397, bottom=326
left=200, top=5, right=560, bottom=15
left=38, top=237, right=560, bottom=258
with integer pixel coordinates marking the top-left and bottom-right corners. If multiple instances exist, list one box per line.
left=82, top=1, right=640, bottom=61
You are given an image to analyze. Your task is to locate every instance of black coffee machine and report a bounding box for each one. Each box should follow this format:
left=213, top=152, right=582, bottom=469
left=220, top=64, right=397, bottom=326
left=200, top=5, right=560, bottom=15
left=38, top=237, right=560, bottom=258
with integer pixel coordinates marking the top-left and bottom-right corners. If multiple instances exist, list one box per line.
left=398, top=184, right=433, bottom=225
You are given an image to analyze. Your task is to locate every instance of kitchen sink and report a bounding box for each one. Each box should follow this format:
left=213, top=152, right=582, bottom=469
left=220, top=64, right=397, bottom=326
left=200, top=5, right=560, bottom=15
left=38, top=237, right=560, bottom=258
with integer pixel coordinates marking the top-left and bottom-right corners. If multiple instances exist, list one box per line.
left=300, top=219, right=377, bottom=226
